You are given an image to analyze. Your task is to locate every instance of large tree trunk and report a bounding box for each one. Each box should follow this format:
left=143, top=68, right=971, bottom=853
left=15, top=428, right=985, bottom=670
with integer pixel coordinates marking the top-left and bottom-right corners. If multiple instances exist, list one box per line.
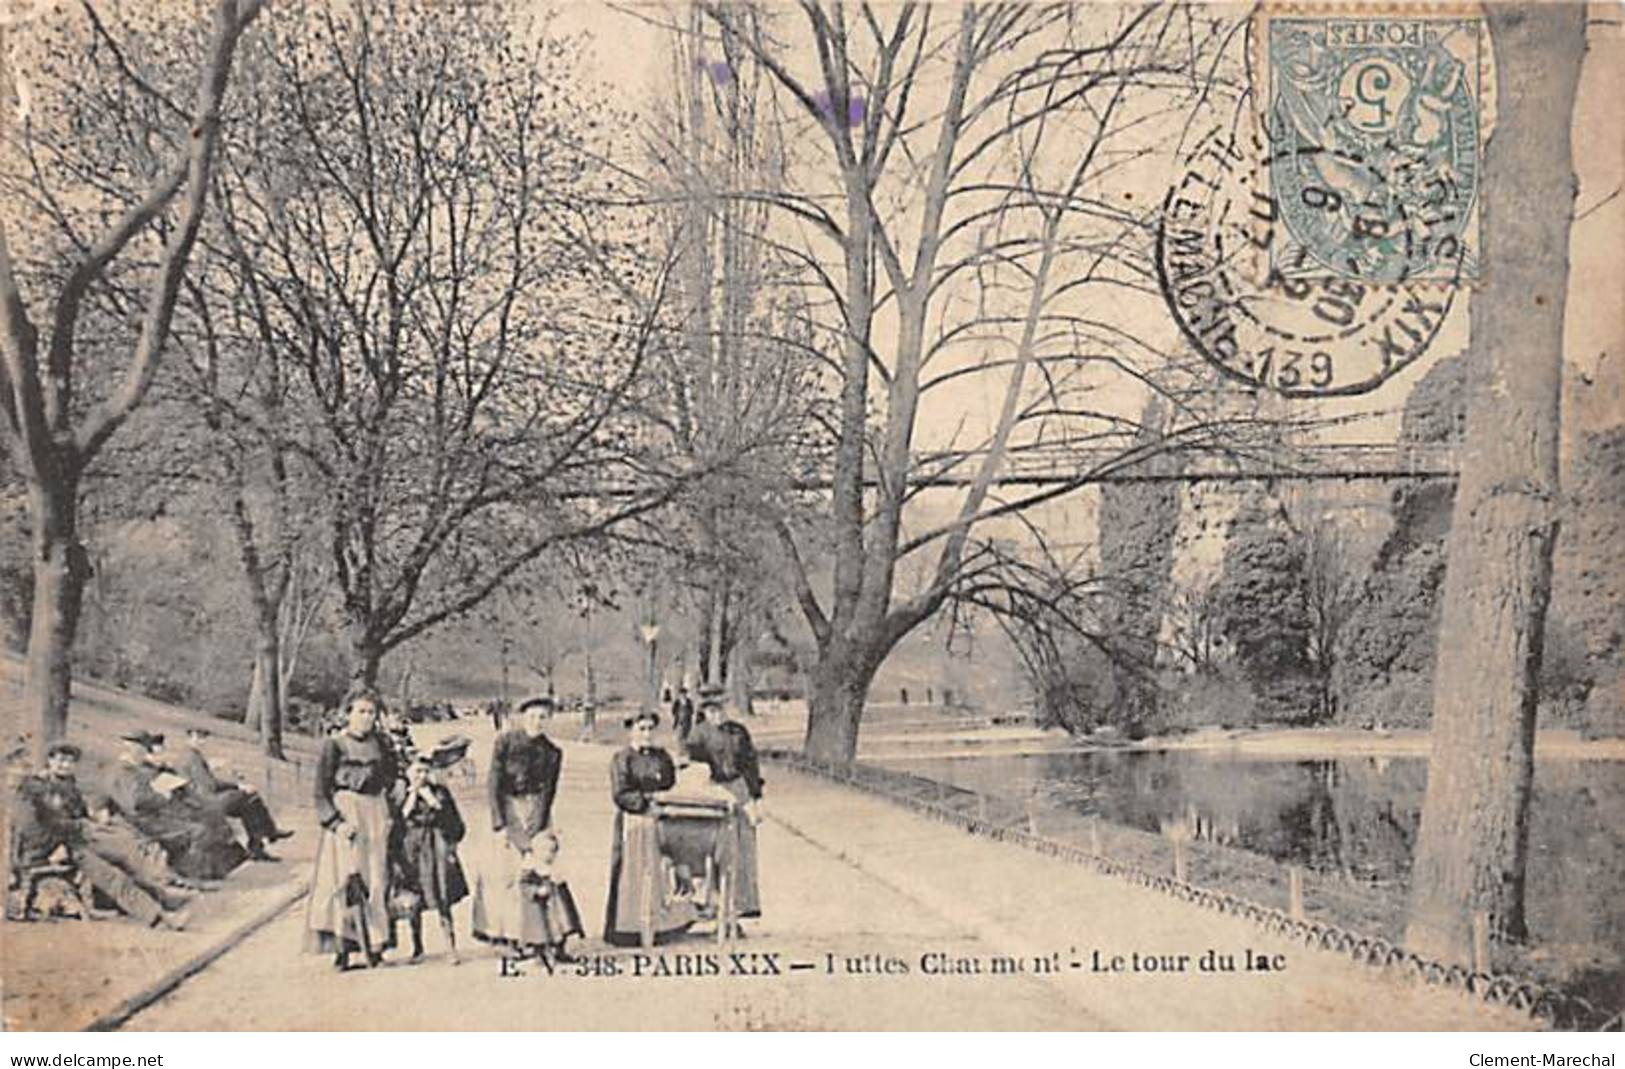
left=228, top=484, right=287, bottom=758
left=1404, top=3, right=1586, bottom=965
left=276, top=563, right=324, bottom=712
left=245, top=624, right=284, bottom=758
left=803, top=642, right=881, bottom=763
left=727, top=614, right=757, bottom=716
left=697, top=578, right=716, bottom=687
left=244, top=657, right=263, bottom=730
left=3, top=0, right=263, bottom=759
left=24, top=474, right=88, bottom=759
left=715, top=576, right=734, bottom=686
left=350, top=624, right=384, bottom=690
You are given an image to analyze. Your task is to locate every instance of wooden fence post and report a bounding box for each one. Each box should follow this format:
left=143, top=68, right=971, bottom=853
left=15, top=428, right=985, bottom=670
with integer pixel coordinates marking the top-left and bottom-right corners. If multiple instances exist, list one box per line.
left=1288, top=866, right=1305, bottom=921
left=1471, top=910, right=1491, bottom=975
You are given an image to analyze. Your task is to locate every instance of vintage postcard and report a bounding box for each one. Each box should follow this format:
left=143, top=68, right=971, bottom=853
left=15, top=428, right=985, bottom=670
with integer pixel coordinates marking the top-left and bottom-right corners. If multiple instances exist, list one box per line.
left=0, top=0, right=1620, bottom=1034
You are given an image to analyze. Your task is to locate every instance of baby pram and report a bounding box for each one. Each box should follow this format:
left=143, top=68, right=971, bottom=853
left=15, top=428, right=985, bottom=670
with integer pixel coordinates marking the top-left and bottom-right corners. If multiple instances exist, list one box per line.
left=652, top=795, right=738, bottom=947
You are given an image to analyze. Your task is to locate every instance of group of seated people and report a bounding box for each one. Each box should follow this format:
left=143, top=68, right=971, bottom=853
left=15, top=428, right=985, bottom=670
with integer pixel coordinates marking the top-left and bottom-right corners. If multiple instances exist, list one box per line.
left=8, top=727, right=294, bottom=929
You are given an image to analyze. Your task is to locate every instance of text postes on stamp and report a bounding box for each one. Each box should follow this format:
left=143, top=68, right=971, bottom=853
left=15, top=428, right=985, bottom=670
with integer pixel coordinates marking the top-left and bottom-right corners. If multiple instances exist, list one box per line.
left=1261, top=12, right=1485, bottom=285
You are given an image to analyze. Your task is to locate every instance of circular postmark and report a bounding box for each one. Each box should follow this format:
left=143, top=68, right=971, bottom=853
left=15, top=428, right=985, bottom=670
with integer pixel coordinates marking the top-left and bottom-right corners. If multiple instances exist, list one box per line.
left=1157, top=120, right=1456, bottom=397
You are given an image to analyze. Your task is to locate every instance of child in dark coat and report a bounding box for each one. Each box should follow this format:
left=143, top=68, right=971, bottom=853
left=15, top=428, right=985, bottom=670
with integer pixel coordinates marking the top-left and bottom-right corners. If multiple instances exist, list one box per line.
left=390, top=754, right=469, bottom=963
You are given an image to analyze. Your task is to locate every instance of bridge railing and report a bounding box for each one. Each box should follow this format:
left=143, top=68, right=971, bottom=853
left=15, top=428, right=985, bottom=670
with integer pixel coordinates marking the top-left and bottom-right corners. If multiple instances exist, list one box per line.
left=921, top=441, right=1461, bottom=482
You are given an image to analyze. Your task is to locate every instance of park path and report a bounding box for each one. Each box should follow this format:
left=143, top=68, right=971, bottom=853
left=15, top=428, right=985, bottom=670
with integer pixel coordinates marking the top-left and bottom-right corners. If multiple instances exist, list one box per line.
left=121, top=728, right=1533, bottom=1031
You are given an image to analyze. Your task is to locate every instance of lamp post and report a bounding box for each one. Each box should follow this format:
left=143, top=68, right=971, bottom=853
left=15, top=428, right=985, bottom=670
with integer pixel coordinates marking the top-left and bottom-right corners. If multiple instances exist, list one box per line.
left=639, top=621, right=660, bottom=713
left=500, top=634, right=511, bottom=704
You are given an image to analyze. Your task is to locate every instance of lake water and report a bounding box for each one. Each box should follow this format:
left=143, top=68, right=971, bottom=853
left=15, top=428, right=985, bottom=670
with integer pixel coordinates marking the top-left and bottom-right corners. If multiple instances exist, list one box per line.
left=881, top=748, right=1625, bottom=957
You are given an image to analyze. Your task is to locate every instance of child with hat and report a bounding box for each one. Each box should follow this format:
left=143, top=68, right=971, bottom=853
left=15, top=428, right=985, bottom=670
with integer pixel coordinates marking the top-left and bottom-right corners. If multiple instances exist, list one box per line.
left=389, top=753, right=469, bottom=963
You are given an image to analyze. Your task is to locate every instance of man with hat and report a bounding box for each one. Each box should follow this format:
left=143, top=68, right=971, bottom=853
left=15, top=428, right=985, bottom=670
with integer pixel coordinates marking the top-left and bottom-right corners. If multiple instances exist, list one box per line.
left=11, top=743, right=192, bottom=928
left=179, top=727, right=293, bottom=861
left=670, top=684, right=696, bottom=747
left=106, top=730, right=246, bottom=880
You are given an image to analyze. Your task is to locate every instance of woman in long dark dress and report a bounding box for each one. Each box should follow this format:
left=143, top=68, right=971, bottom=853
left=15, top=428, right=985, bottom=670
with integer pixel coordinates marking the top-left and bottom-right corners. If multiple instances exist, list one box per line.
left=690, top=691, right=763, bottom=935
left=602, top=711, right=698, bottom=947
left=470, top=695, right=583, bottom=963
left=305, top=689, right=398, bottom=970
left=390, top=754, right=468, bottom=964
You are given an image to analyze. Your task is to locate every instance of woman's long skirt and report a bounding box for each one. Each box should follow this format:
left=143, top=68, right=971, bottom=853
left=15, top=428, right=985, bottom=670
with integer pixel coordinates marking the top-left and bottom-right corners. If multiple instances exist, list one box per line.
left=470, top=795, right=583, bottom=949
left=304, top=791, right=394, bottom=955
left=720, top=780, right=761, bottom=919
left=602, top=810, right=699, bottom=947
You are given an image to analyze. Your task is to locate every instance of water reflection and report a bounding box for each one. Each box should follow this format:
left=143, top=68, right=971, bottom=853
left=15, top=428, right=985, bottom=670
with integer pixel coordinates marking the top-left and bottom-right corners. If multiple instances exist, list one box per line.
left=885, top=750, right=1624, bottom=953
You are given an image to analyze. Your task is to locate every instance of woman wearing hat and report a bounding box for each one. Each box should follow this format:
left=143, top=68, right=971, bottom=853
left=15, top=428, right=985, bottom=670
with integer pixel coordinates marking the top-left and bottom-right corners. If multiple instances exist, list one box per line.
left=602, top=710, right=697, bottom=947
left=305, top=687, right=399, bottom=970
left=388, top=753, right=468, bottom=963
left=471, top=695, right=583, bottom=963
left=106, top=731, right=247, bottom=880
left=691, top=689, right=763, bottom=935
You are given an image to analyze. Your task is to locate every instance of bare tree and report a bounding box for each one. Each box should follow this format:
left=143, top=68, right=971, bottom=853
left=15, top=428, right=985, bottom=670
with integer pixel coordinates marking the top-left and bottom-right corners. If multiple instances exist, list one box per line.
left=696, top=2, right=1234, bottom=761
left=1163, top=585, right=1224, bottom=676
left=646, top=5, right=831, bottom=700
left=207, top=2, right=703, bottom=688
left=1298, top=515, right=1356, bottom=721
left=179, top=203, right=326, bottom=756
left=0, top=0, right=263, bottom=756
left=1405, top=4, right=1589, bottom=965
left=949, top=527, right=1136, bottom=733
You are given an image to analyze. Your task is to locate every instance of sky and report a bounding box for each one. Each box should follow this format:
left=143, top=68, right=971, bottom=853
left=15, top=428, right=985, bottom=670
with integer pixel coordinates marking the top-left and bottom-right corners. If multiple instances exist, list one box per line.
left=551, top=1, right=1622, bottom=453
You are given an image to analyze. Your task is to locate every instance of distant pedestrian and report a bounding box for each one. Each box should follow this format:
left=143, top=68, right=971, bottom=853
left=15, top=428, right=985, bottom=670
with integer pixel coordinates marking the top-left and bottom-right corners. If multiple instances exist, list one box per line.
left=671, top=685, right=695, bottom=745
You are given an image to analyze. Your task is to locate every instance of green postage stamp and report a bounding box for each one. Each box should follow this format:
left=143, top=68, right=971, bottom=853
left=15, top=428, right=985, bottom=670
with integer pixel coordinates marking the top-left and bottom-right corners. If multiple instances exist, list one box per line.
left=1260, top=11, right=1487, bottom=284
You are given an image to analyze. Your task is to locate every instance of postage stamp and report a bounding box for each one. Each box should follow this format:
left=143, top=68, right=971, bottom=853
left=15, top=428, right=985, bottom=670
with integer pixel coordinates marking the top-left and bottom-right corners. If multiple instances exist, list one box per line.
left=1257, top=11, right=1487, bottom=285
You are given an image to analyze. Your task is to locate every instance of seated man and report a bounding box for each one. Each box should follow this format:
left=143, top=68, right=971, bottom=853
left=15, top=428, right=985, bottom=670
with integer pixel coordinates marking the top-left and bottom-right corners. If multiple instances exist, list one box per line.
left=105, top=731, right=247, bottom=880
left=11, top=743, right=190, bottom=929
left=179, top=728, right=292, bottom=861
